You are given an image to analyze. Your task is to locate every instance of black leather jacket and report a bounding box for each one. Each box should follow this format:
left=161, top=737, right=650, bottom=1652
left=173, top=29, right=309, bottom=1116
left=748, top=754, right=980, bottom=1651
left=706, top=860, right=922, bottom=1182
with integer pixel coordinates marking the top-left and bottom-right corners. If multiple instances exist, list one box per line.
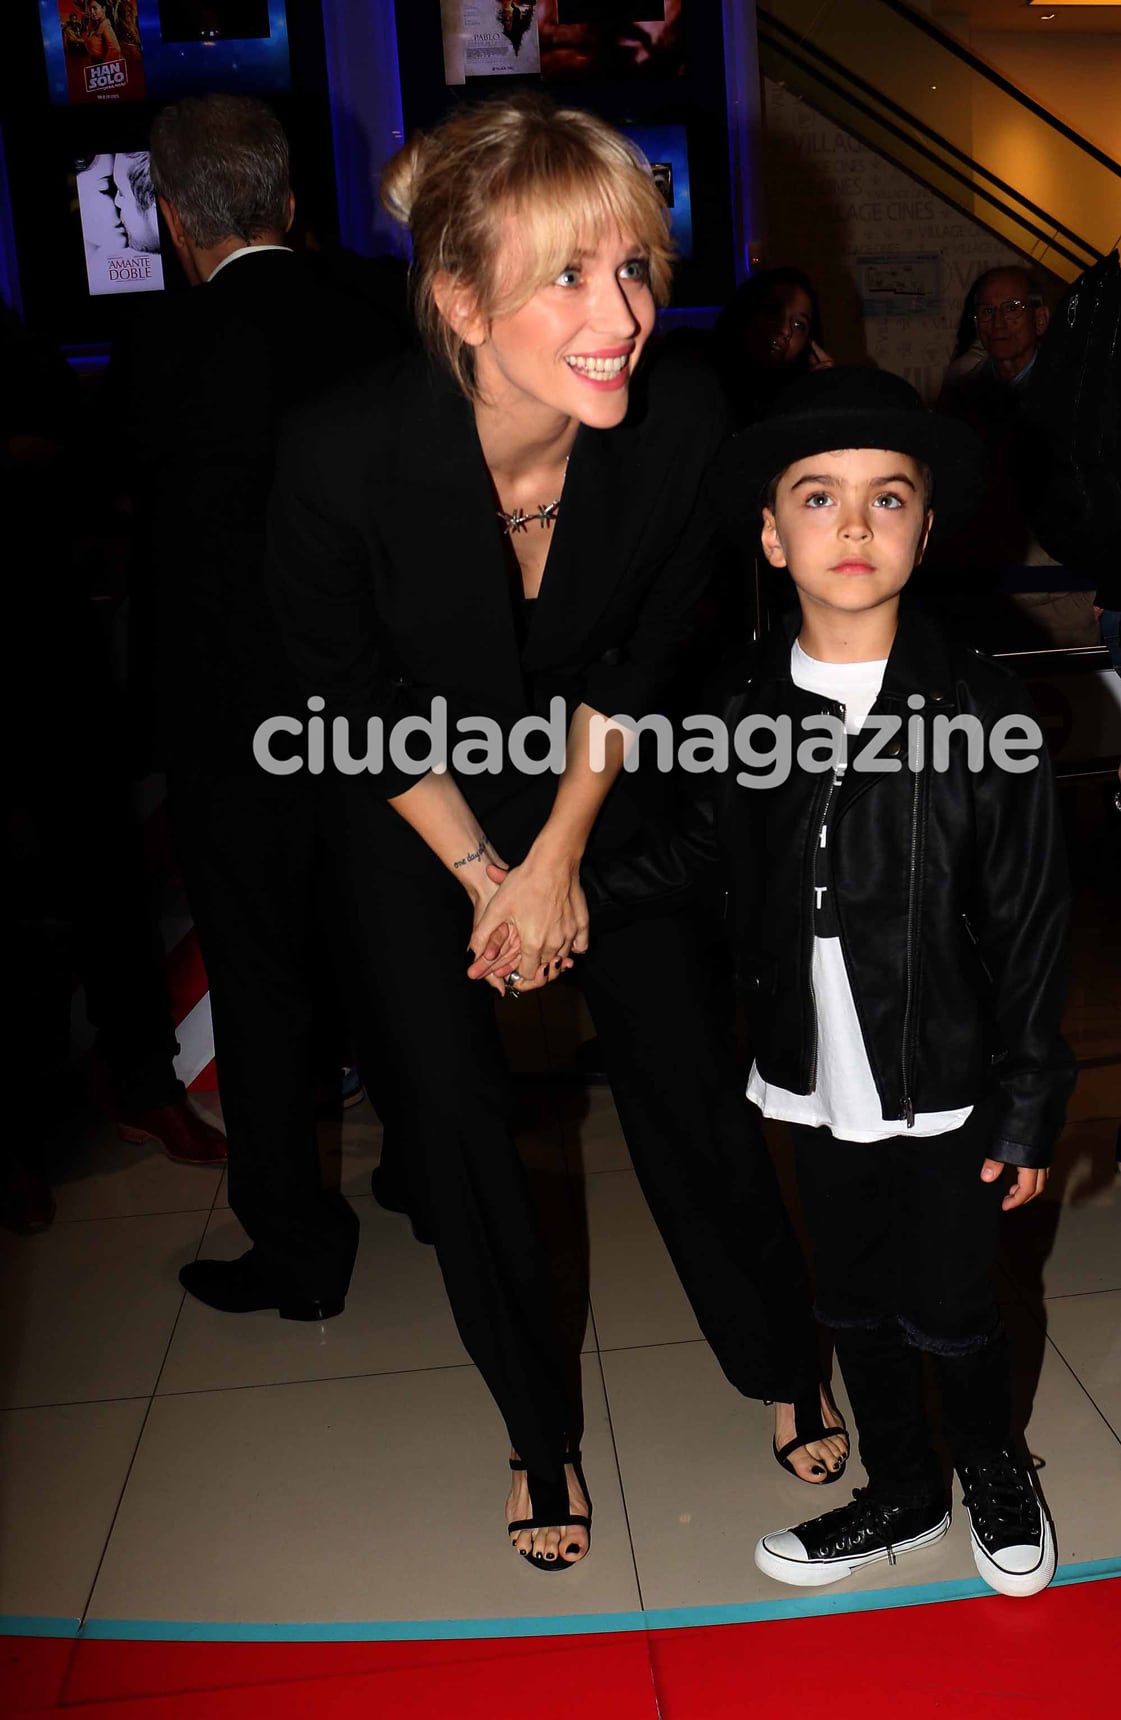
left=584, top=606, right=1075, bottom=1168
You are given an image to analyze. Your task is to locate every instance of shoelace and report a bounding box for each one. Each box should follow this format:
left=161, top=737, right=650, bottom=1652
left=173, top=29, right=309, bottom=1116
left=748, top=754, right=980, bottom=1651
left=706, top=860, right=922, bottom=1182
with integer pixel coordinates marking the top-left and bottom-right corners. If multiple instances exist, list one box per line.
left=816, top=1488, right=903, bottom=1566
left=960, top=1455, right=1037, bottom=1538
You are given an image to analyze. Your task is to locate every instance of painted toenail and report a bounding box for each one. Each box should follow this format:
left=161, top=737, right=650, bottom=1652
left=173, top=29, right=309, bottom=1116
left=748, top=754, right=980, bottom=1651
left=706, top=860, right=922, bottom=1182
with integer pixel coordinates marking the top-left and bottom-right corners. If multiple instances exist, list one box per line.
left=812, top=1464, right=825, bottom=1474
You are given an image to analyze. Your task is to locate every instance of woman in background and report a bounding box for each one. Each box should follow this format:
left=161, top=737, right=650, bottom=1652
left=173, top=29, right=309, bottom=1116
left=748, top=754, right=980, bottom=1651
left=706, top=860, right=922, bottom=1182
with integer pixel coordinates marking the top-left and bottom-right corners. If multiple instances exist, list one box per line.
left=713, top=265, right=833, bottom=425
left=82, top=0, right=121, bottom=61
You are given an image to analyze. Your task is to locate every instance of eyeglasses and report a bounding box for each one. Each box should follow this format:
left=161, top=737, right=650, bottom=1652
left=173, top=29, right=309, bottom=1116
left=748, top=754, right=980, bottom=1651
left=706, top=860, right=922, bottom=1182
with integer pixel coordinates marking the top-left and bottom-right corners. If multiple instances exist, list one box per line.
left=975, top=297, right=1033, bottom=324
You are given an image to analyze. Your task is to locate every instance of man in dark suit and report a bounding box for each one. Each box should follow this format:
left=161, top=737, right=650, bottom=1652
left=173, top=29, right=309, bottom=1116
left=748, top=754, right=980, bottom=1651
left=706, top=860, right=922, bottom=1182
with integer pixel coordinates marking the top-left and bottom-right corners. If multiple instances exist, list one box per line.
left=117, top=94, right=406, bottom=1317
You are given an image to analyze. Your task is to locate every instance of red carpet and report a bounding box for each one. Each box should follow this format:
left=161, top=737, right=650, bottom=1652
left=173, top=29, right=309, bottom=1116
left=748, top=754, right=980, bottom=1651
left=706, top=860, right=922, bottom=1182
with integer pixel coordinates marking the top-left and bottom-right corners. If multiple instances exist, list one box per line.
left=5, top=1578, right=1118, bottom=1717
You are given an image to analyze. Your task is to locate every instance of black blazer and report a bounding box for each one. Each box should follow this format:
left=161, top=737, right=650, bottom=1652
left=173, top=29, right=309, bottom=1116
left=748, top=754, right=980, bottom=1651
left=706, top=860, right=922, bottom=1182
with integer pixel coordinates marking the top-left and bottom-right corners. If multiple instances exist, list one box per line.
left=267, top=346, right=729, bottom=859
left=113, top=248, right=407, bottom=766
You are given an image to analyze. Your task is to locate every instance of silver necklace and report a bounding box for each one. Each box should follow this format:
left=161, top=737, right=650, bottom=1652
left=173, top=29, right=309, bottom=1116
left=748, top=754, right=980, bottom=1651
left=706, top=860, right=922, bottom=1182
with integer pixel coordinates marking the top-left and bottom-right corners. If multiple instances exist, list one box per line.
left=496, top=456, right=569, bottom=536
left=497, top=497, right=561, bottom=536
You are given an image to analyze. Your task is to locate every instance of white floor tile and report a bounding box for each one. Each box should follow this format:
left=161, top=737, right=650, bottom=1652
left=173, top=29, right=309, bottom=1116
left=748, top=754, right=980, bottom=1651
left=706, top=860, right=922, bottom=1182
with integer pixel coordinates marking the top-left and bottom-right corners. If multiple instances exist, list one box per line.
left=585, top=1170, right=700, bottom=1351
left=1042, top=1291, right=1121, bottom=1441
left=1019, top=1326, right=1121, bottom=1568
left=49, top=1111, right=222, bottom=1223
left=563, top=1087, right=632, bottom=1175
left=1001, top=1118, right=1121, bottom=1301
left=0, top=1211, right=208, bottom=1409
left=0, top=1398, right=147, bottom=1621
left=87, top=1356, right=639, bottom=1626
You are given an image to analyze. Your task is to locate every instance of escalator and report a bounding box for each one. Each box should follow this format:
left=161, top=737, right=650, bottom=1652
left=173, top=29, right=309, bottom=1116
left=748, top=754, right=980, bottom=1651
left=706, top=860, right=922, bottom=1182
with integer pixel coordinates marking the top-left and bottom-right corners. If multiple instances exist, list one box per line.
left=757, top=0, right=1121, bottom=282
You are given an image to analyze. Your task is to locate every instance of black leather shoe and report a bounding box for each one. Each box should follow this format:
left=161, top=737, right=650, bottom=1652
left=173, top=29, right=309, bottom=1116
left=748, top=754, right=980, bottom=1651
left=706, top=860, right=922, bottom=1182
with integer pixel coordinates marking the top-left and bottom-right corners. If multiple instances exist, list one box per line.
left=178, top=1253, right=345, bottom=1321
left=370, top=1166, right=435, bottom=1246
left=755, top=1487, right=950, bottom=1587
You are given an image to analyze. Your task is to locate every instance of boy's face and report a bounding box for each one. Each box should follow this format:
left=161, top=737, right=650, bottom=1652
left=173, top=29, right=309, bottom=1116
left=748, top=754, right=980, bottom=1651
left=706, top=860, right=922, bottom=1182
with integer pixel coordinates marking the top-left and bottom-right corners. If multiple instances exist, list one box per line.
left=761, top=448, right=932, bottom=619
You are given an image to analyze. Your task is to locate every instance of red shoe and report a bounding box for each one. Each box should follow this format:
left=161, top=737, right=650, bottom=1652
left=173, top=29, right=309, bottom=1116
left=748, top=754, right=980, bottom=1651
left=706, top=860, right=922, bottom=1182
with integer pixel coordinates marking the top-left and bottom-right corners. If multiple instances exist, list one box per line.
left=118, top=1101, right=227, bottom=1166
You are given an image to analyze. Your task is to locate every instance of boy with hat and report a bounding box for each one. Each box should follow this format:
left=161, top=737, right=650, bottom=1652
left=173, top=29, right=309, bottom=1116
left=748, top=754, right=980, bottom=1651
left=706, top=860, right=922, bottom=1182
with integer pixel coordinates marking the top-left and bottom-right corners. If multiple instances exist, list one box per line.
left=587, top=365, right=1074, bottom=1596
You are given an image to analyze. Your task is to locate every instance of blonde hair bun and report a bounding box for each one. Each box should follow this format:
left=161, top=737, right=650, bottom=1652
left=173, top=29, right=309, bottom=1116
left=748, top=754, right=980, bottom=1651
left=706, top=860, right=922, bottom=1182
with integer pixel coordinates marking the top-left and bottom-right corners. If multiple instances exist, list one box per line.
left=381, top=133, right=429, bottom=229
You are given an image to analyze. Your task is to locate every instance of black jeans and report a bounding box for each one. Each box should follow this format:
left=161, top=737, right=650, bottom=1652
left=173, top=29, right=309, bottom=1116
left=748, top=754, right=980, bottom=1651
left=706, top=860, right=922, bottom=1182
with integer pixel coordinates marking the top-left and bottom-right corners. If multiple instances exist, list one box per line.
left=791, top=1106, right=1013, bottom=1500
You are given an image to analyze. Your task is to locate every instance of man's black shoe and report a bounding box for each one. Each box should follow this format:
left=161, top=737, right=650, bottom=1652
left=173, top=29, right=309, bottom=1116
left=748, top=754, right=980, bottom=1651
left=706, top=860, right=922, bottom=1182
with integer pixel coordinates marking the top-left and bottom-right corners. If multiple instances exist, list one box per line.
left=755, top=1486, right=950, bottom=1587
left=370, top=1166, right=435, bottom=1246
left=178, top=1253, right=345, bottom=1321
left=959, top=1446, right=1056, bottom=1597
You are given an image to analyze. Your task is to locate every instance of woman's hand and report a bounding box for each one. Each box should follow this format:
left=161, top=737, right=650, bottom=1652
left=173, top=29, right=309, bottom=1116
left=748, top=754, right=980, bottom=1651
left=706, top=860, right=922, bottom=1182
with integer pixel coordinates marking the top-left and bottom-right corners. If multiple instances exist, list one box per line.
left=808, top=340, right=834, bottom=370
left=466, top=850, right=589, bottom=994
left=456, top=845, right=519, bottom=997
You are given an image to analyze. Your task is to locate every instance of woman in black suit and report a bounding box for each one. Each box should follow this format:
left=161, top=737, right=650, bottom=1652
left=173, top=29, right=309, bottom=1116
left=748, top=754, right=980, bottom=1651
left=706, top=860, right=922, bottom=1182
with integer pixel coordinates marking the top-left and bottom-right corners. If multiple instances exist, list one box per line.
left=267, top=95, right=847, bottom=1571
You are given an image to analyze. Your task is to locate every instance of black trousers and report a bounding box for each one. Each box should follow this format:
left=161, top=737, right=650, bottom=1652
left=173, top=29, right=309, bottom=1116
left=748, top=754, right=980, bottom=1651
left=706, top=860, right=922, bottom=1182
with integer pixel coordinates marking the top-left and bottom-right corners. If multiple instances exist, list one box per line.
left=336, top=812, right=821, bottom=1483
left=791, top=1107, right=1013, bottom=1500
left=168, top=768, right=359, bottom=1302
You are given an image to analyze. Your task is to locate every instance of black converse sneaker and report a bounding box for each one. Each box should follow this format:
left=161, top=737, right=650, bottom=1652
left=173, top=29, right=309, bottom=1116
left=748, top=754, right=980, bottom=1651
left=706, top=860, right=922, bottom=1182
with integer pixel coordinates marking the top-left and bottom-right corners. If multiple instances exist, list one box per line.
left=958, top=1446, right=1056, bottom=1598
left=754, top=1487, right=950, bottom=1588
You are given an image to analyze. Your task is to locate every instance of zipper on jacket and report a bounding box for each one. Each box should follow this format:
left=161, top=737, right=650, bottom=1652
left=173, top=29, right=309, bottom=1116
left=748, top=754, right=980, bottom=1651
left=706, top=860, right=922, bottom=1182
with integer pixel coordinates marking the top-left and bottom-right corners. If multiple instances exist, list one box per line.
left=805, top=744, right=839, bottom=1090
left=899, top=765, right=923, bottom=1128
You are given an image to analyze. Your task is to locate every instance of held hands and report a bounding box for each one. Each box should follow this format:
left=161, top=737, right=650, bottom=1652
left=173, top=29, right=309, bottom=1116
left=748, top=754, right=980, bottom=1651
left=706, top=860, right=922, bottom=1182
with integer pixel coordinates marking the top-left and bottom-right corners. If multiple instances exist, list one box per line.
left=454, top=845, right=518, bottom=998
left=981, top=1159, right=1048, bottom=1211
left=465, top=851, right=590, bottom=996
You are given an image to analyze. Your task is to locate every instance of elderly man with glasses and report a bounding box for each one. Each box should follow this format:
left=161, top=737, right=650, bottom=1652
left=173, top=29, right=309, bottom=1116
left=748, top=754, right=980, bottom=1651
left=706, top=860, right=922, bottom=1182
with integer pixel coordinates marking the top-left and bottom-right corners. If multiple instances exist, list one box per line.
left=971, top=267, right=1049, bottom=385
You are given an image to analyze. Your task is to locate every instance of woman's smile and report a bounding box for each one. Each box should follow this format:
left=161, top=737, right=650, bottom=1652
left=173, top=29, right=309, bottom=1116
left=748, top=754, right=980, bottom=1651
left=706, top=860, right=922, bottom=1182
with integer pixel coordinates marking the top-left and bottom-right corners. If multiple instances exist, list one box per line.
left=562, top=347, right=634, bottom=389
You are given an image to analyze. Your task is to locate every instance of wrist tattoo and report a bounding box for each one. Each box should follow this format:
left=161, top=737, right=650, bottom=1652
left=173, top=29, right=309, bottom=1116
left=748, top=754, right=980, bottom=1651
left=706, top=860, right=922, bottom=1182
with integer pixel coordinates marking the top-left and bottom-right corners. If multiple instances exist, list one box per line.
left=453, top=836, right=490, bottom=870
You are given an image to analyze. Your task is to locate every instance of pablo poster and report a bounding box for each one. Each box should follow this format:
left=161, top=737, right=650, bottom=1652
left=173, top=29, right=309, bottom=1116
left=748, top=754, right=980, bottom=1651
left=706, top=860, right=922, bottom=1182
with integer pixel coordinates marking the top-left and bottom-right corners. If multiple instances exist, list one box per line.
left=442, top=1, right=542, bottom=84
left=56, top=0, right=146, bottom=104
left=76, top=152, right=165, bottom=295
left=538, top=1, right=685, bottom=80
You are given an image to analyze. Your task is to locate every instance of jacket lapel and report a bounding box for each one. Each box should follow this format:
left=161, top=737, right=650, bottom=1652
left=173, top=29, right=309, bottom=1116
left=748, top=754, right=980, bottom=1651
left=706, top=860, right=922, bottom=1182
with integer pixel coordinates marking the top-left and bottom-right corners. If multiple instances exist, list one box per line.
left=385, top=362, right=525, bottom=709
left=521, top=383, right=646, bottom=670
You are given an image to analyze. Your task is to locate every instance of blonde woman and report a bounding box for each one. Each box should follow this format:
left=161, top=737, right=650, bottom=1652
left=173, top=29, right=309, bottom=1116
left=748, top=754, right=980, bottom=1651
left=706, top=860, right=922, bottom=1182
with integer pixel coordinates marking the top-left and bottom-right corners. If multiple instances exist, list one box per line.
left=266, top=94, right=846, bottom=1571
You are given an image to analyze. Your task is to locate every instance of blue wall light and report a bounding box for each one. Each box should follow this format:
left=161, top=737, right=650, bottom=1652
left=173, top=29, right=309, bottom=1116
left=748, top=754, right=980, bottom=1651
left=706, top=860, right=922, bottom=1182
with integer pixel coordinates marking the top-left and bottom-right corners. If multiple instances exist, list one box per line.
left=321, top=0, right=406, bottom=257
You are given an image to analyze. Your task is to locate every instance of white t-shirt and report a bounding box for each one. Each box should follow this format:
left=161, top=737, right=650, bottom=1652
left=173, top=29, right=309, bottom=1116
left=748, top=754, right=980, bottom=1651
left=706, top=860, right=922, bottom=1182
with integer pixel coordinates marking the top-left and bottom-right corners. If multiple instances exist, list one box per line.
left=746, top=641, right=973, bottom=1142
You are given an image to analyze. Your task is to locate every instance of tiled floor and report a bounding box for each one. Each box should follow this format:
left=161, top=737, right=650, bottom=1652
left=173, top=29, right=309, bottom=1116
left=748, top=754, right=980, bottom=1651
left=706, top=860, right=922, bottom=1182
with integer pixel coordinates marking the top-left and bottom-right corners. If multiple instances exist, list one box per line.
left=3, top=1050, right=1118, bottom=1641
left=1, top=812, right=1118, bottom=1708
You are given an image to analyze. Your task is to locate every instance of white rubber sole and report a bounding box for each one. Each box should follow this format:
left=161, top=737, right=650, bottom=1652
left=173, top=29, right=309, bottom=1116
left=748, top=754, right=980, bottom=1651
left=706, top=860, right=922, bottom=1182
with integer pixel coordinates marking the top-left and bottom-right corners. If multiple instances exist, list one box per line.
left=754, top=1512, right=951, bottom=1588
left=968, top=1501, right=1057, bottom=1598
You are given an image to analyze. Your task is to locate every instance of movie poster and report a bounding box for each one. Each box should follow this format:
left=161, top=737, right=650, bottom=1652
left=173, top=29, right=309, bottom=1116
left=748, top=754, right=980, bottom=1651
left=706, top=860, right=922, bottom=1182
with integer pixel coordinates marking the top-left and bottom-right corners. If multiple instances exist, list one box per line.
left=55, top=0, right=146, bottom=104
left=623, top=123, right=693, bottom=258
left=76, top=152, right=165, bottom=295
left=537, top=1, right=685, bottom=81
left=442, top=1, right=542, bottom=84
left=42, top=0, right=290, bottom=104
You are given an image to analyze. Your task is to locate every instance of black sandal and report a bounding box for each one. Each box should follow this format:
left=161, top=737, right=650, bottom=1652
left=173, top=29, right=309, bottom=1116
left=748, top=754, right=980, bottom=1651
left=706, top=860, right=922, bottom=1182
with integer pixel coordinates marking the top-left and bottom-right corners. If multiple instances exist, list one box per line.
left=508, top=1453, right=591, bottom=1572
left=770, top=1387, right=850, bottom=1485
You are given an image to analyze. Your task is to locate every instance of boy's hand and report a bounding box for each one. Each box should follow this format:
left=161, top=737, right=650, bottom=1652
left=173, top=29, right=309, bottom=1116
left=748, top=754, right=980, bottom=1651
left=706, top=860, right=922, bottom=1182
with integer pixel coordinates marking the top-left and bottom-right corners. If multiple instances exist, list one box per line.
left=981, top=1159, right=1048, bottom=1210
